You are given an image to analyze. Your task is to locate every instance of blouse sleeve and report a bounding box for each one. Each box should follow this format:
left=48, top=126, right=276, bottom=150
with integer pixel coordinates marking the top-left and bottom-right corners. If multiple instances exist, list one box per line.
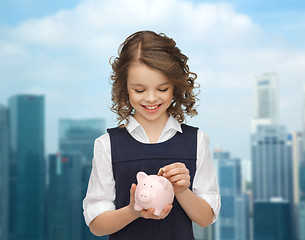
left=192, top=130, right=221, bottom=223
left=82, top=133, right=116, bottom=227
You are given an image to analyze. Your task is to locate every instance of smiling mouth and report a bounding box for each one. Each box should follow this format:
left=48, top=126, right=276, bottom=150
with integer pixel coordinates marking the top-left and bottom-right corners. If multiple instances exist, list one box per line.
left=141, top=104, right=162, bottom=111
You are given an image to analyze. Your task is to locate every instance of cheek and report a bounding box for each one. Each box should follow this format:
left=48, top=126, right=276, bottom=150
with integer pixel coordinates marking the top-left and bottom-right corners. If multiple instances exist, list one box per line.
left=128, top=91, right=140, bottom=106
left=165, top=90, right=174, bottom=103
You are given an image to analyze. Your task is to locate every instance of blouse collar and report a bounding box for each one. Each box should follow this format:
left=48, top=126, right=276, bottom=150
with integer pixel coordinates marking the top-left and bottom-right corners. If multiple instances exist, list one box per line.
left=126, top=114, right=182, bottom=134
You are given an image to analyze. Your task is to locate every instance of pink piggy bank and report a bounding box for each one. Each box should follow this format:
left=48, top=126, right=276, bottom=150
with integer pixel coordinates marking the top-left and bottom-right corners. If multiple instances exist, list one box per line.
left=134, top=171, right=174, bottom=216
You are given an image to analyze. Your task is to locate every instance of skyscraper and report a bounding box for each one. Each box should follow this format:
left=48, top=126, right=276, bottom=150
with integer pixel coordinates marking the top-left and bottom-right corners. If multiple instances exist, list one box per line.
left=46, top=153, right=83, bottom=240
left=59, top=119, right=106, bottom=163
left=213, top=149, right=249, bottom=240
left=0, top=104, right=9, bottom=240
left=300, top=84, right=305, bottom=240
left=252, top=73, right=278, bottom=129
left=300, top=156, right=305, bottom=240
left=251, top=73, right=294, bottom=202
left=253, top=200, right=292, bottom=240
left=48, top=118, right=106, bottom=240
left=286, top=131, right=304, bottom=239
left=251, top=74, right=295, bottom=239
left=290, top=132, right=302, bottom=204
left=251, top=125, right=292, bottom=202
left=299, top=201, right=305, bottom=240
left=302, top=83, right=305, bottom=161
left=8, top=95, right=45, bottom=240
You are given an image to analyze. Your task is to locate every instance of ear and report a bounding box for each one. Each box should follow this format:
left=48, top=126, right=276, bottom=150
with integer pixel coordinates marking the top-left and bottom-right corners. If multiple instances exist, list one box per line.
left=136, top=172, right=148, bottom=182
left=157, top=176, right=169, bottom=189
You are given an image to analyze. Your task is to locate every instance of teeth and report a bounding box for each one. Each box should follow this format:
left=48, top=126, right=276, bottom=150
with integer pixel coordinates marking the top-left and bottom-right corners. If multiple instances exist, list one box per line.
left=145, top=105, right=159, bottom=110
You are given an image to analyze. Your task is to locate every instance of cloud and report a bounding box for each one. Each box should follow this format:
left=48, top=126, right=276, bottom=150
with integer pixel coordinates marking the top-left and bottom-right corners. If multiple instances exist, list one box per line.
left=0, top=0, right=304, bottom=158
left=3, top=0, right=260, bottom=50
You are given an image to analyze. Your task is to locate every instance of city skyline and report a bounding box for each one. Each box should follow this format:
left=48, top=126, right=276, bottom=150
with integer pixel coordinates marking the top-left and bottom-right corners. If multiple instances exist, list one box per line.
left=1, top=0, right=304, bottom=161
left=1, top=92, right=303, bottom=239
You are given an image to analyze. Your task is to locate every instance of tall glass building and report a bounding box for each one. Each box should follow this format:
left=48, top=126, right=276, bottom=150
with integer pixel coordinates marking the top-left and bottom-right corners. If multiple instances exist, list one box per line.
left=290, top=132, right=303, bottom=204
left=0, top=104, right=9, bottom=240
left=300, top=161, right=305, bottom=240
left=59, top=119, right=106, bottom=163
left=213, top=150, right=249, bottom=240
left=251, top=73, right=293, bottom=202
left=300, top=202, right=305, bottom=240
left=302, top=83, right=305, bottom=160
left=47, top=118, right=106, bottom=240
left=8, top=94, right=45, bottom=240
left=252, top=73, right=278, bottom=127
left=253, top=200, right=292, bottom=240
left=251, top=74, right=296, bottom=239
left=46, top=153, right=83, bottom=240
left=251, top=125, right=293, bottom=202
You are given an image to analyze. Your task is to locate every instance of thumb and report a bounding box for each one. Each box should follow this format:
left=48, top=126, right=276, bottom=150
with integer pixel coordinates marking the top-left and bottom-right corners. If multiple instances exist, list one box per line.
left=130, top=183, right=136, bottom=203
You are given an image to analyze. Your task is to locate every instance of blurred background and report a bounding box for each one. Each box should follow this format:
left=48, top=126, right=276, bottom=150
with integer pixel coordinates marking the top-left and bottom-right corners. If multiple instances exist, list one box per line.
left=0, top=0, right=304, bottom=239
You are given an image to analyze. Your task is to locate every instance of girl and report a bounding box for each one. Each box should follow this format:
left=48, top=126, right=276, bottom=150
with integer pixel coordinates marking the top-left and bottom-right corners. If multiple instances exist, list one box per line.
left=83, top=31, right=221, bottom=240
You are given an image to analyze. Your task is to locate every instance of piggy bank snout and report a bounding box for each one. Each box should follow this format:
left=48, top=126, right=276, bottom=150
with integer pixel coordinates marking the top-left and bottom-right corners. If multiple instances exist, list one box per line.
left=138, top=190, right=152, bottom=203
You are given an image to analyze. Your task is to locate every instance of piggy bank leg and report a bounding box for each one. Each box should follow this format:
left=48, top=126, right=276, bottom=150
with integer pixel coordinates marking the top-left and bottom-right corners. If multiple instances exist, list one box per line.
left=153, top=209, right=162, bottom=216
left=134, top=203, right=143, bottom=212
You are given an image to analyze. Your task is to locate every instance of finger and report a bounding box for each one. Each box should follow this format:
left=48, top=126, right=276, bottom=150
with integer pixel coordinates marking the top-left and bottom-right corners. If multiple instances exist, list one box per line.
left=174, top=179, right=190, bottom=187
left=163, top=163, right=189, bottom=177
left=163, top=162, right=185, bottom=172
left=168, top=174, right=190, bottom=183
left=146, top=209, right=166, bottom=220
left=164, top=167, right=189, bottom=178
left=130, top=183, right=136, bottom=194
left=160, top=204, right=173, bottom=219
left=131, top=183, right=136, bottom=191
left=142, top=208, right=156, bottom=219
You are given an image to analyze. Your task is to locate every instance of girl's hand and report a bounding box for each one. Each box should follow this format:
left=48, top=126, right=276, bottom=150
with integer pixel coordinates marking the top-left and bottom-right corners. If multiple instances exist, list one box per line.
left=128, top=184, right=173, bottom=220
left=162, top=162, right=191, bottom=195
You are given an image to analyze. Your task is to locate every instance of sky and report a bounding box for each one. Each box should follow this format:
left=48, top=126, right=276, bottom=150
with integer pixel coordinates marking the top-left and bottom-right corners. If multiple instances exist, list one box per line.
left=0, top=0, right=304, bottom=160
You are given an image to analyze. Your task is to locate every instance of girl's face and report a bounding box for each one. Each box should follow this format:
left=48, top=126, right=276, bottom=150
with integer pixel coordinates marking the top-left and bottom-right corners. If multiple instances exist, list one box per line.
left=127, top=63, right=174, bottom=125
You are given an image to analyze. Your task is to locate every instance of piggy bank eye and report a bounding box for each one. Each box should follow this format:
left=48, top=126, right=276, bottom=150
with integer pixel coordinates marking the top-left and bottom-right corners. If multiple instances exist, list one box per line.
left=144, top=184, right=146, bottom=186
left=150, top=185, right=153, bottom=188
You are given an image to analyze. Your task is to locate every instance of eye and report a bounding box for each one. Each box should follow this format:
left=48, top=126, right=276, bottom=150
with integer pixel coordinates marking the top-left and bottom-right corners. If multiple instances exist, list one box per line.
left=158, top=88, right=168, bottom=92
left=135, top=89, right=145, bottom=93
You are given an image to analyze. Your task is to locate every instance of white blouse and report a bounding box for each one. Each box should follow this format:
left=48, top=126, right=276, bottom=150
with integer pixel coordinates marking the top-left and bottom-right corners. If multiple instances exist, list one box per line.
left=83, top=115, right=221, bottom=227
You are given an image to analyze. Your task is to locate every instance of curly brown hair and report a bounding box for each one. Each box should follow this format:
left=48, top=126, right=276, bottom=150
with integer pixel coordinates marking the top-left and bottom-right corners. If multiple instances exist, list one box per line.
left=110, top=30, right=199, bottom=126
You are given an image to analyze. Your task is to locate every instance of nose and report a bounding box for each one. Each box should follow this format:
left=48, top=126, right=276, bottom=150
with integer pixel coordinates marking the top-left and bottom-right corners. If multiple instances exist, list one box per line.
left=145, top=91, right=157, bottom=103
left=139, top=190, right=151, bottom=203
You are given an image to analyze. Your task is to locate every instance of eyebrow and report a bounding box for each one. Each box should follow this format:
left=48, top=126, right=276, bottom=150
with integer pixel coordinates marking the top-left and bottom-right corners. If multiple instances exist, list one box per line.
left=129, top=82, right=171, bottom=87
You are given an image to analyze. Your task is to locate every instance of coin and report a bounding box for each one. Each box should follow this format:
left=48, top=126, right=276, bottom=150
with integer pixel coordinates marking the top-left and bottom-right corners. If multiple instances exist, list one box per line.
left=157, top=168, right=164, bottom=176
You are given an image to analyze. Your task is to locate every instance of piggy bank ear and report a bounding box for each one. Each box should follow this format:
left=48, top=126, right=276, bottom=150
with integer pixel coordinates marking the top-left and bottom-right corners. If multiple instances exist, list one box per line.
left=157, top=176, right=169, bottom=189
left=136, top=172, right=148, bottom=182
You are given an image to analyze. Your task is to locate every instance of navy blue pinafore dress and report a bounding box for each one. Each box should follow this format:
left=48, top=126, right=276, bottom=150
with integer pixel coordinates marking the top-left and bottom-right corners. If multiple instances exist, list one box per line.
left=107, top=124, right=198, bottom=240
